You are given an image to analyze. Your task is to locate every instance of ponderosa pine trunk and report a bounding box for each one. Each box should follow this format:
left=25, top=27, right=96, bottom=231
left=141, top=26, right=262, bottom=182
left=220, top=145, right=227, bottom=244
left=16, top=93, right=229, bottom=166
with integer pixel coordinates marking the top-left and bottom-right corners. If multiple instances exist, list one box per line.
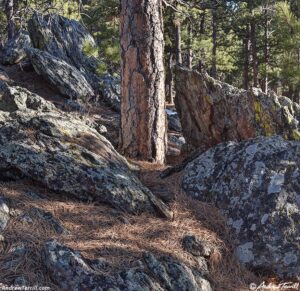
left=120, top=0, right=167, bottom=164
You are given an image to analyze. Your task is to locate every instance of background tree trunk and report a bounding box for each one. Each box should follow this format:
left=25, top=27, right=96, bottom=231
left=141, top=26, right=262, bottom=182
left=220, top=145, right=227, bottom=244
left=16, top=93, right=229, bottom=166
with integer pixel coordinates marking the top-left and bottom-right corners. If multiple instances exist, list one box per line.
left=211, top=1, right=218, bottom=78
left=250, top=18, right=259, bottom=87
left=263, top=4, right=270, bottom=93
left=187, top=22, right=193, bottom=69
left=165, top=53, right=174, bottom=104
left=5, top=0, right=15, bottom=40
left=175, top=20, right=182, bottom=65
left=120, top=0, right=167, bottom=164
left=243, top=25, right=251, bottom=90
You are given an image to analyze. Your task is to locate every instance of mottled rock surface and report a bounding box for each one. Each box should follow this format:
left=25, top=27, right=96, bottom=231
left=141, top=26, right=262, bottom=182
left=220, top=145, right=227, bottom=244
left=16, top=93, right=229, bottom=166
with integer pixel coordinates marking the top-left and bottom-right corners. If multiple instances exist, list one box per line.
left=26, top=48, right=94, bottom=100
left=175, top=67, right=300, bottom=151
left=43, top=239, right=212, bottom=291
left=0, top=30, right=31, bottom=65
left=0, top=80, right=56, bottom=112
left=183, top=135, right=300, bottom=279
left=0, top=82, right=171, bottom=217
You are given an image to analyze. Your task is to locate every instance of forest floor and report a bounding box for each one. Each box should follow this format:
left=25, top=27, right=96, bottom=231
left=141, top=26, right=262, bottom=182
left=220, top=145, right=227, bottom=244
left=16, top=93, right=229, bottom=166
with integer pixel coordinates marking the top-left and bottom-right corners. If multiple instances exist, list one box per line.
left=0, top=64, right=277, bottom=291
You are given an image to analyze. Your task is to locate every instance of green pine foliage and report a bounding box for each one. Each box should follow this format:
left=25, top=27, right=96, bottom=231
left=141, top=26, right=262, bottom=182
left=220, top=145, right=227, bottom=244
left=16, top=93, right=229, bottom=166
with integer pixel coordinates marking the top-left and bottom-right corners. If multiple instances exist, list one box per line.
left=3, top=0, right=300, bottom=100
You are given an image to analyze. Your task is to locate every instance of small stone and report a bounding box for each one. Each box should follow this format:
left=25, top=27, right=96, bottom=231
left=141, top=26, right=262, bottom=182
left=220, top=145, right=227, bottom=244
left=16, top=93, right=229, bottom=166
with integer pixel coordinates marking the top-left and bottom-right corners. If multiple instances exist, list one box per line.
left=182, top=235, right=213, bottom=258
left=13, top=276, right=27, bottom=286
left=25, top=190, right=45, bottom=200
left=235, top=242, right=254, bottom=264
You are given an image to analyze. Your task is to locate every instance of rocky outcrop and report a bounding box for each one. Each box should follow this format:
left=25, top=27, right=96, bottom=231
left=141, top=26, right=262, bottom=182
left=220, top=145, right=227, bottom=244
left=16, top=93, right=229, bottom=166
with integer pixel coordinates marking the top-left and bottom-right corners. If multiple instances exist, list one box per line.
left=27, top=13, right=121, bottom=110
left=0, top=30, right=31, bottom=65
left=28, top=12, right=100, bottom=87
left=26, top=48, right=94, bottom=100
left=43, top=239, right=212, bottom=291
left=0, top=81, right=172, bottom=217
left=175, top=67, right=300, bottom=151
left=182, top=135, right=300, bottom=279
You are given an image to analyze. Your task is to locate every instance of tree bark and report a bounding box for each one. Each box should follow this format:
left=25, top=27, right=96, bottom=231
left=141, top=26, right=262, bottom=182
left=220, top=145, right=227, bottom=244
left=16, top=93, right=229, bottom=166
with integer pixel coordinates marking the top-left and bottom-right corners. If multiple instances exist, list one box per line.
left=263, top=5, right=270, bottom=93
left=175, top=20, right=182, bottom=65
left=165, top=53, right=174, bottom=104
left=120, top=0, right=167, bottom=164
left=187, top=22, right=193, bottom=69
left=243, top=25, right=251, bottom=90
left=5, top=0, right=15, bottom=40
left=211, top=1, right=218, bottom=78
left=250, top=18, right=259, bottom=87
left=248, top=1, right=259, bottom=88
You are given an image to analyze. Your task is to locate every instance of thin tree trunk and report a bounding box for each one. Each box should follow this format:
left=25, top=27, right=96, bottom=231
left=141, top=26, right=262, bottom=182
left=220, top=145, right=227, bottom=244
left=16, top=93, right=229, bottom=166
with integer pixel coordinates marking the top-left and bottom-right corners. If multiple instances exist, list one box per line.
left=187, top=22, right=193, bottom=69
left=165, top=53, right=174, bottom=104
left=175, top=20, right=182, bottom=65
left=250, top=17, right=259, bottom=87
left=211, top=1, right=218, bottom=78
left=120, top=0, right=167, bottom=164
left=263, top=5, right=270, bottom=93
left=243, top=25, right=251, bottom=90
left=5, top=0, right=15, bottom=40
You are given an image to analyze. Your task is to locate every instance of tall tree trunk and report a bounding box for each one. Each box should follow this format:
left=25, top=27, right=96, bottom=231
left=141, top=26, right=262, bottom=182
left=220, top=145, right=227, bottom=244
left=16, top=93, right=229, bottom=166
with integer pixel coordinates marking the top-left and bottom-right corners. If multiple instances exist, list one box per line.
left=211, top=1, right=218, bottom=78
left=243, top=25, right=251, bottom=90
left=187, top=22, right=193, bottom=69
left=5, top=0, right=15, bottom=40
left=120, top=0, right=167, bottom=164
left=175, top=20, right=182, bottom=65
left=165, top=53, right=174, bottom=104
left=250, top=17, right=259, bottom=87
left=263, top=5, right=270, bottom=93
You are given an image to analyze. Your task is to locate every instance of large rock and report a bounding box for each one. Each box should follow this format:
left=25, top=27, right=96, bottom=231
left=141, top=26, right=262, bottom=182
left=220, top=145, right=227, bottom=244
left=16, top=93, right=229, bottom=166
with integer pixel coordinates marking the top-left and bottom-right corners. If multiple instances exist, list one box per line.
left=43, top=239, right=212, bottom=291
left=27, top=13, right=121, bottom=110
left=28, top=12, right=100, bottom=86
left=0, top=82, right=171, bottom=217
left=182, top=135, right=300, bottom=279
left=0, top=30, right=31, bottom=65
left=175, top=67, right=300, bottom=151
left=0, top=80, right=55, bottom=112
left=26, top=48, right=94, bottom=100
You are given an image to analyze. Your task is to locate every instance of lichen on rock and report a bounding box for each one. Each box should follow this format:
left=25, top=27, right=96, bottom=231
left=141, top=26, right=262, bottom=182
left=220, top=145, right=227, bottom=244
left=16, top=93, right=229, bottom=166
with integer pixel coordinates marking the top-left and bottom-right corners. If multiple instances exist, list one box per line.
left=182, top=135, right=300, bottom=279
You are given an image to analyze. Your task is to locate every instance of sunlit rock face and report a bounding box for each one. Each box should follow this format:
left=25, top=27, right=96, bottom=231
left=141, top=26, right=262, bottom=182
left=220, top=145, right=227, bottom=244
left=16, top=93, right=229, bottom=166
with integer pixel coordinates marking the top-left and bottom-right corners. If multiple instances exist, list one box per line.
left=175, top=67, right=300, bottom=152
left=183, top=135, right=300, bottom=279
